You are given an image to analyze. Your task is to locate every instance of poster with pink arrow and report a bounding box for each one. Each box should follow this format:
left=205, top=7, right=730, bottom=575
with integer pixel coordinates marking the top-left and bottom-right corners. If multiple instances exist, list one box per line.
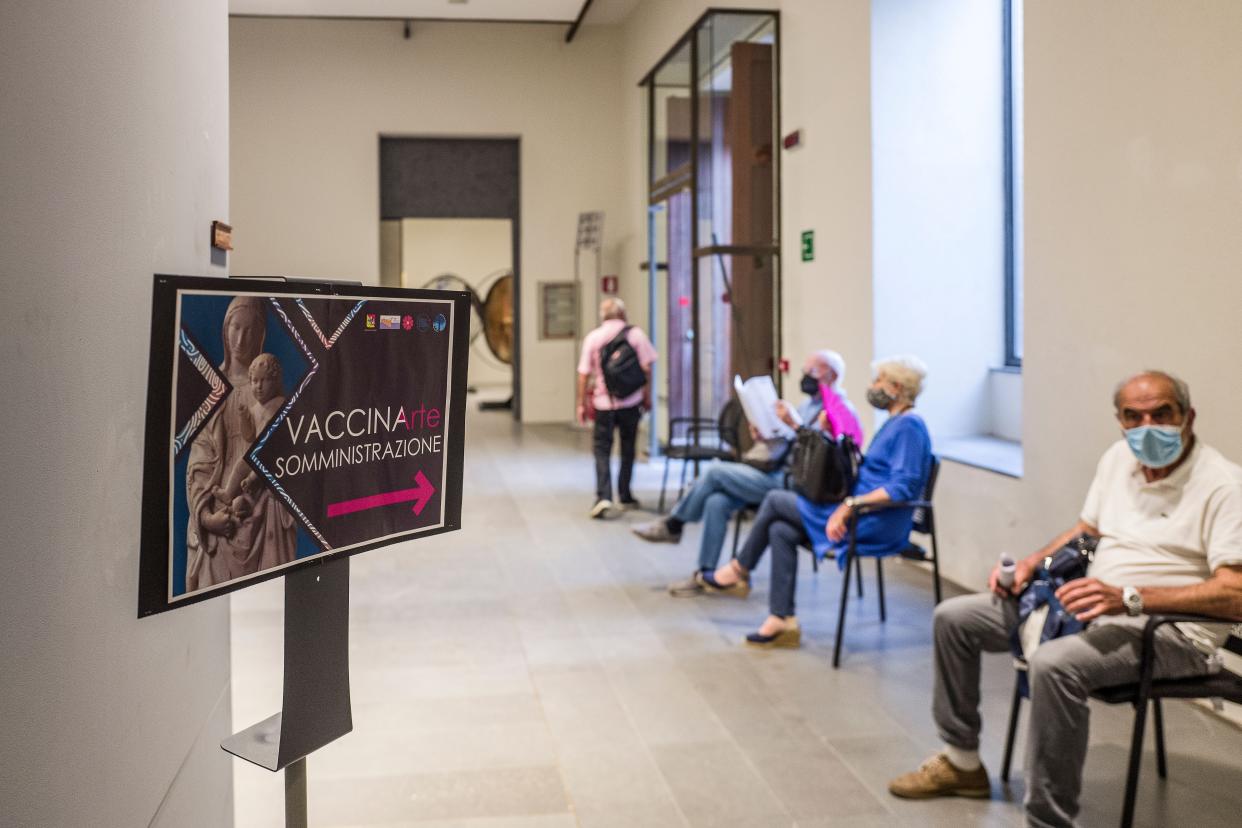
left=138, top=275, right=470, bottom=617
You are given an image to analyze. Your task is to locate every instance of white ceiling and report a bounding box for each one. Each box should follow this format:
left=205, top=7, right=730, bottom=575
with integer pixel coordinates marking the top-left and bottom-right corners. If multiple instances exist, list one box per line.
left=230, top=0, right=609, bottom=23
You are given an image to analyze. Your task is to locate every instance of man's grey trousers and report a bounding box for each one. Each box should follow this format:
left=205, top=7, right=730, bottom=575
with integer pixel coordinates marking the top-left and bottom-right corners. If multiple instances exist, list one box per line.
left=932, top=593, right=1212, bottom=827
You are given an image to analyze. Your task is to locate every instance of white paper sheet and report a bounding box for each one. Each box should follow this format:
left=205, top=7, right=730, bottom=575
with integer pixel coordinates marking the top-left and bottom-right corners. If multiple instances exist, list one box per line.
left=733, top=375, right=799, bottom=440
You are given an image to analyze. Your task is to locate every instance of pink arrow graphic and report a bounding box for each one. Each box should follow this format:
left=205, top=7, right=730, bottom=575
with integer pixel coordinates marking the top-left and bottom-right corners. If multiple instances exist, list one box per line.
left=326, top=471, right=436, bottom=518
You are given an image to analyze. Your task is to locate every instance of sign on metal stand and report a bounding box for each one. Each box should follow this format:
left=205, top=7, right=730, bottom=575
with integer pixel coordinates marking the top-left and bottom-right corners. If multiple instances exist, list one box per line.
left=138, top=274, right=470, bottom=827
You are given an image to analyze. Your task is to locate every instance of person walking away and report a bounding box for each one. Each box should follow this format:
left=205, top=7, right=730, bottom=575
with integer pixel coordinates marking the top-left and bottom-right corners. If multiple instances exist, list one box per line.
left=576, top=298, right=658, bottom=518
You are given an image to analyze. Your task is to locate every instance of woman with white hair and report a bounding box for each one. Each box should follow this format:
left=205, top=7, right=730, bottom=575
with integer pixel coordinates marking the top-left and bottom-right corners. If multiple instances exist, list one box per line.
left=701, top=355, right=933, bottom=648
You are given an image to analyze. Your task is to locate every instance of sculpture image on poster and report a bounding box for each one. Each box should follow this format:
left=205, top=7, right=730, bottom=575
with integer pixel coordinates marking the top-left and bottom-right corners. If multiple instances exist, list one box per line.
left=139, top=276, right=469, bottom=616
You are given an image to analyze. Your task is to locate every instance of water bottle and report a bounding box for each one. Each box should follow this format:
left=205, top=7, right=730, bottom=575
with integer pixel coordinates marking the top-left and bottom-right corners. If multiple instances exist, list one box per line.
left=997, top=555, right=1016, bottom=589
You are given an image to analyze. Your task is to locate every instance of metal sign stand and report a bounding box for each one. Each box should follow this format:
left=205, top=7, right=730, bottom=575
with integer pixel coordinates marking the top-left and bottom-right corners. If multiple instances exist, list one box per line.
left=221, top=556, right=352, bottom=828
left=573, top=212, right=604, bottom=427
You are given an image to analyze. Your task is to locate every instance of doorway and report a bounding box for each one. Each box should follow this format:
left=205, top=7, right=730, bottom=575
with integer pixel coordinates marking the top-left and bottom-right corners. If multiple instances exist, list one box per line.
left=388, top=217, right=514, bottom=395
left=378, top=137, right=520, bottom=416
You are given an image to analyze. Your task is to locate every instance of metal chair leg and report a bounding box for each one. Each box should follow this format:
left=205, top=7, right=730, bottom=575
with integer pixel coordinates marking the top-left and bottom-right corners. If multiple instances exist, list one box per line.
left=677, top=457, right=689, bottom=502
left=1120, top=694, right=1150, bottom=828
left=1001, top=675, right=1023, bottom=782
left=930, top=522, right=943, bottom=605
left=855, top=556, right=864, bottom=598
left=659, top=454, right=671, bottom=513
left=833, top=550, right=853, bottom=669
left=876, top=557, right=887, bottom=622
left=811, top=548, right=819, bottom=573
left=731, top=510, right=743, bottom=559
left=1153, top=698, right=1167, bottom=779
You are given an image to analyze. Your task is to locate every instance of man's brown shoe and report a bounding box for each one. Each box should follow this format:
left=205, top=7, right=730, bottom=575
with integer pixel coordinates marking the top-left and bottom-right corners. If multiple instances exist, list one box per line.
left=888, top=754, right=991, bottom=799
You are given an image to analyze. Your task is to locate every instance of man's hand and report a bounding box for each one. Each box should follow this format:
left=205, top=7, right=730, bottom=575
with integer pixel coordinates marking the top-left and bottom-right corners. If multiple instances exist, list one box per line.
left=576, top=403, right=588, bottom=426
left=1056, top=577, right=1125, bottom=622
left=989, top=558, right=1036, bottom=598
left=774, top=400, right=797, bottom=429
left=748, top=423, right=761, bottom=441
left=826, top=503, right=852, bottom=543
left=202, top=509, right=236, bottom=539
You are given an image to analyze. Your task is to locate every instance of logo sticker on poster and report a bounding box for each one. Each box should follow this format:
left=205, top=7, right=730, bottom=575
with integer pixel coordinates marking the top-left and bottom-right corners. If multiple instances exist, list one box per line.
left=138, top=276, right=469, bottom=617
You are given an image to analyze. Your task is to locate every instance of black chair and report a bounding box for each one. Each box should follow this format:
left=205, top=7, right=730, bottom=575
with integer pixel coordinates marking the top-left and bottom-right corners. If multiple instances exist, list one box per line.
left=658, top=399, right=744, bottom=512
left=833, top=456, right=943, bottom=668
left=1000, top=613, right=1242, bottom=828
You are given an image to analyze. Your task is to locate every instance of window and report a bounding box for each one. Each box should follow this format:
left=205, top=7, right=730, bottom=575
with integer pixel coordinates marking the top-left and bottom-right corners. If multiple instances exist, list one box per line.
left=1004, top=0, right=1024, bottom=367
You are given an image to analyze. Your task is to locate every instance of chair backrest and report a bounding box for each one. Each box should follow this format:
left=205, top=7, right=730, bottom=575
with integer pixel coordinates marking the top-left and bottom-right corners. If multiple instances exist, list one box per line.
left=717, top=397, right=744, bottom=452
left=911, top=455, right=940, bottom=534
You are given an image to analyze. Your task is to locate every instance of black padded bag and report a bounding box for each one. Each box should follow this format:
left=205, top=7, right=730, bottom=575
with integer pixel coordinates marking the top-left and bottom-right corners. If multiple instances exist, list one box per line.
left=600, top=325, right=647, bottom=399
left=788, top=428, right=860, bottom=504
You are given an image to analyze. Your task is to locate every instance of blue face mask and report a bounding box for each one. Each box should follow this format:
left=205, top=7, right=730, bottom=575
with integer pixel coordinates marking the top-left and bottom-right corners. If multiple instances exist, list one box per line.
left=1124, top=425, right=1184, bottom=469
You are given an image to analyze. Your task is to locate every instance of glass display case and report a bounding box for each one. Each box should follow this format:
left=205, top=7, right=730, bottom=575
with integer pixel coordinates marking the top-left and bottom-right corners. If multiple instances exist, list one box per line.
left=643, top=10, right=780, bottom=447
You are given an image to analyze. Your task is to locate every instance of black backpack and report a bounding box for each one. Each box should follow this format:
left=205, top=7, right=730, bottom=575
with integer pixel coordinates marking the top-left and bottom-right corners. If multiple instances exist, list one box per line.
left=600, top=325, right=647, bottom=399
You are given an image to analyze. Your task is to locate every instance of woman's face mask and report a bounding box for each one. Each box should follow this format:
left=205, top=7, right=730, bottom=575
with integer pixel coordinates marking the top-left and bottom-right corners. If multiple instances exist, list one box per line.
left=800, top=373, right=821, bottom=396
left=866, top=386, right=896, bottom=410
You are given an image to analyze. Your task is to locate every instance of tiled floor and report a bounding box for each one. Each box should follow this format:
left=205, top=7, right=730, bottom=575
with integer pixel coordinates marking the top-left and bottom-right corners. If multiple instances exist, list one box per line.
left=231, top=398, right=1242, bottom=827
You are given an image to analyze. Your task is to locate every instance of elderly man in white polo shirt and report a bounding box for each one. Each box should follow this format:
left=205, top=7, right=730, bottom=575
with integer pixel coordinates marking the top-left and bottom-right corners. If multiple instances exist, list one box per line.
left=888, top=371, right=1242, bottom=828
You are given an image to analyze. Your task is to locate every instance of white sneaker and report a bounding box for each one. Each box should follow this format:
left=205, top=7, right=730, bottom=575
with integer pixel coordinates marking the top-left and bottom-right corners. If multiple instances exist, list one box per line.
left=590, top=499, right=614, bottom=519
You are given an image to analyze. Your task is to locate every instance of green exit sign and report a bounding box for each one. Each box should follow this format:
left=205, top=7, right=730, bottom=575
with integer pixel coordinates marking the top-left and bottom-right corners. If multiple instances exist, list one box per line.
left=800, top=230, right=814, bottom=262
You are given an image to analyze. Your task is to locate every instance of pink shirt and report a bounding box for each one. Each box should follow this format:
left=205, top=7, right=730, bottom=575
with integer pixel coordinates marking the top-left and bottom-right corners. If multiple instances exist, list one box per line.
left=820, top=386, right=865, bottom=446
left=578, top=319, right=658, bottom=410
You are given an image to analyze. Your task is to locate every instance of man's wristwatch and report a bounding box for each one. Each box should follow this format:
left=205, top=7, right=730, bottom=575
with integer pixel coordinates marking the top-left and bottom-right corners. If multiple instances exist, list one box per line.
left=1122, top=586, right=1144, bottom=617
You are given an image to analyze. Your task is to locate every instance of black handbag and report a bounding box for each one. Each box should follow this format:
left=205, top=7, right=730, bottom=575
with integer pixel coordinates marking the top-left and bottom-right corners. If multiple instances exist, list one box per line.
left=788, top=427, right=860, bottom=504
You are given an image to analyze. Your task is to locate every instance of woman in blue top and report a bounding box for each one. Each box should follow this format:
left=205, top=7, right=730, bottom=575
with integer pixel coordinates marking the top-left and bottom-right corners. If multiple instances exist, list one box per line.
left=701, top=355, right=933, bottom=649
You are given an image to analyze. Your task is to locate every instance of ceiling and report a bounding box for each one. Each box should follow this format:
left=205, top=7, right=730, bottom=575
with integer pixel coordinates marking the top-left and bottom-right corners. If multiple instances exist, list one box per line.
left=229, top=0, right=642, bottom=24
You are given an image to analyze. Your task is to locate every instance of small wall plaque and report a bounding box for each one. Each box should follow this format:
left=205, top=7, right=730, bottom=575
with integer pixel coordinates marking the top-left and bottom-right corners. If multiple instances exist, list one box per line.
left=540, top=282, right=577, bottom=340
left=211, top=221, right=233, bottom=251
left=601, top=275, right=618, bottom=295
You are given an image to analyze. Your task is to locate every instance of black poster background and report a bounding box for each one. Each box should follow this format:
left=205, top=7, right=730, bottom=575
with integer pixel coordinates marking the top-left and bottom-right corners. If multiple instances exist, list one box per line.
left=138, top=275, right=470, bottom=617
left=262, top=297, right=450, bottom=548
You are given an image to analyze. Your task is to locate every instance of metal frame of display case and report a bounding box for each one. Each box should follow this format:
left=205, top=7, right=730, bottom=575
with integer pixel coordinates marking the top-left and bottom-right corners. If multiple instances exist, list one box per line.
left=640, top=8, right=782, bottom=453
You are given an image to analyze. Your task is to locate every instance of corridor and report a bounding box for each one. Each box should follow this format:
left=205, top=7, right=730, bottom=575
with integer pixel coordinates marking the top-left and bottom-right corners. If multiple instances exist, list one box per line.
left=231, top=401, right=1242, bottom=828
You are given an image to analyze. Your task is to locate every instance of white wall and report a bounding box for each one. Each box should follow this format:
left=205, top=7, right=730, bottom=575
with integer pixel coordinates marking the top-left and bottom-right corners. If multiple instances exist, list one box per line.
left=871, top=0, right=1006, bottom=440
left=401, top=218, right=514, bottom=389
left=229, top=18, right=628, bottom=423
left=0, top=1, right=234, bottom=825
left=777, top=0, right=875, bottom=427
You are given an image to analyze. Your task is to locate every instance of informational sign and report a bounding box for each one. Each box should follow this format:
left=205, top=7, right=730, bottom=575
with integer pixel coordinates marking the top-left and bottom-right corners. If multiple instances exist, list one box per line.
left=138, top=275, right=469, bottom=617
left=800, top=229, right=814, bottom=262
left=575, top=211, right=604, bottom=253
left=540, top=281, right=577, bottom=340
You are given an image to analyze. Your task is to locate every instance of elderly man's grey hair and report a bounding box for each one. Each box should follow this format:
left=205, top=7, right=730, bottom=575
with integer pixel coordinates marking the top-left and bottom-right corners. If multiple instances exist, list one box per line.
left=872, top=354, right=929, bottom=400
left=1113, top=370, right=1192, bottom=415
left=814, top=349, right=846, bottom=390
left=600, top=297, right=626, bottom=321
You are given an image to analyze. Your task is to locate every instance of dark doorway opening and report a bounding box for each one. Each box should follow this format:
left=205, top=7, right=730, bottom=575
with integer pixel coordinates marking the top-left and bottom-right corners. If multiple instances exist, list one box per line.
left=379, top=137, right=521, bottom=418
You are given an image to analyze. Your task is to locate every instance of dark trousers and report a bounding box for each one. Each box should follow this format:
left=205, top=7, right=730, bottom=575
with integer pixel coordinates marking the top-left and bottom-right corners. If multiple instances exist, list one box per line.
left=593, top=405, right=642, bottom=502
left=736, top=489, right=809, bottom=618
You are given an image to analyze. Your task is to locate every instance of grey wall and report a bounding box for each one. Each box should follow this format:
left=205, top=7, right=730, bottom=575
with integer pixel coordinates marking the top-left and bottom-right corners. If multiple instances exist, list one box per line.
left=0, top=1, right=234, bottom=825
